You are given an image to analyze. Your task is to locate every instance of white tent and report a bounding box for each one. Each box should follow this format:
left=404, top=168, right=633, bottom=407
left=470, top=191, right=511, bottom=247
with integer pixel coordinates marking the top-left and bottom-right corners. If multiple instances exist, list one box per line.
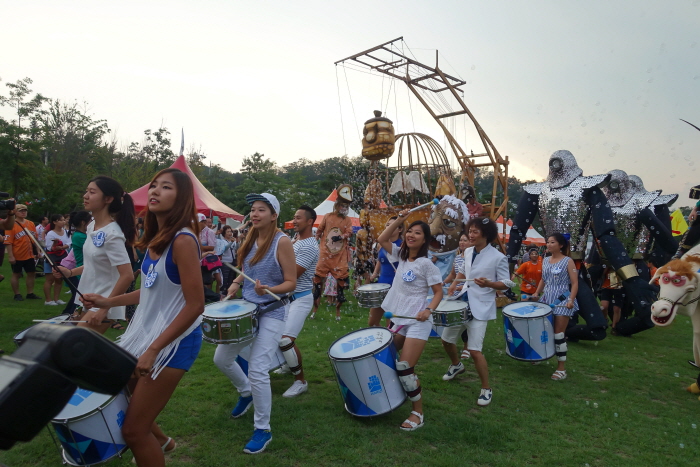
left=284, top=189, right=360, bottom=230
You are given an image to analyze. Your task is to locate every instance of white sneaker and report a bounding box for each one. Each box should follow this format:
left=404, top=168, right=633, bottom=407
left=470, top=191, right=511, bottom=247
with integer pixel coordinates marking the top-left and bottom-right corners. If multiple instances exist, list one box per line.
left=477, top=388, right=492, bottom=406
left=442, top=362, right=465, bottom=381
left=55, top=299, right=67, bottom=305
left=45, top=301, right=57, bottom=306
left=273, top=364, right=291, bottom=375
left=282, top=380, right=308, bottom=398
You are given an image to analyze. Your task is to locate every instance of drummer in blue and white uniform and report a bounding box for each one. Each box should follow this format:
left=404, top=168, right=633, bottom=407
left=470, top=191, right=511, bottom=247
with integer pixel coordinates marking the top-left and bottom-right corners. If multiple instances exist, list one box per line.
left=446, top=217, right=510, bottom=407
left=218, top=193, right=296, bottom=454
left=273, top=205, right=320, bottom=398
left=377, top=210, right=443, bottom=431
left=367, top=216, right=403, bottom=326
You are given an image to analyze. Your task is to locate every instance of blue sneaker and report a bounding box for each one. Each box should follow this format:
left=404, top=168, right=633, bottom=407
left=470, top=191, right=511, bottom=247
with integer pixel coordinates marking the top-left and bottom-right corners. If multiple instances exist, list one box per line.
left=230, top=395, right=253, bottom=418
left=243, top=429, right=272, bottom=454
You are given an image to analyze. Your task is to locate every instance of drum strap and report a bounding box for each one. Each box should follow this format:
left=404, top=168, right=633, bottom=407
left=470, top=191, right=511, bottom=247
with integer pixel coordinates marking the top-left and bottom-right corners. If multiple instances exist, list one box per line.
left=258, top=297, right=290, bottom=316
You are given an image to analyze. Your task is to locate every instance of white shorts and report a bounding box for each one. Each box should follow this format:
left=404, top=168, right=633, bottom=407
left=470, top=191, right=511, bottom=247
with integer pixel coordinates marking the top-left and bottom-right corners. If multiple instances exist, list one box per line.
left=282, top=293, right=314, bottom=338
left=391, top=319, right=432, bottom=341
left=441, top=319, right=488, bottom=352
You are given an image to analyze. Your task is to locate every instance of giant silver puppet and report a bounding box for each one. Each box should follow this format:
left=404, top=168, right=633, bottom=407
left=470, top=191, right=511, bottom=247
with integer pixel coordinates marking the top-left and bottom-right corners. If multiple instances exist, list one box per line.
left=594, top=170, right=678, bottom=335
left=506, top=150, right=657, bottom=340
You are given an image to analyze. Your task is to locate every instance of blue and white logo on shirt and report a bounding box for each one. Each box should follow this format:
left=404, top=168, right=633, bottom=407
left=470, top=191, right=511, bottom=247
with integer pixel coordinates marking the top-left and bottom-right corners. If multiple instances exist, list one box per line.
left=402, top=269, right=416, bottom=282
left=92, top=231, right=106, bottom=247
left=144, top=264, right=158, bottom=288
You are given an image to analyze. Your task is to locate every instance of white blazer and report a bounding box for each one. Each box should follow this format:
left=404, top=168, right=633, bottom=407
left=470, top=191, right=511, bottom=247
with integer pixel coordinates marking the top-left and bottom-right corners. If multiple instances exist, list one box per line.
left=459, top=244, right=510, bottom=321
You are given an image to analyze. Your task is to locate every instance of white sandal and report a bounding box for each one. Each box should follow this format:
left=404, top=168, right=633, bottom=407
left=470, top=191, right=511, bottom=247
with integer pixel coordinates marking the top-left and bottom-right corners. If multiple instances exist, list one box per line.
left=399, top=411, right=424, bottom=431
left=551, top=370, right=567, bottom=381
left=132, top=438, right=176, bottom=463
left=461, top=349, right=471, bottom=360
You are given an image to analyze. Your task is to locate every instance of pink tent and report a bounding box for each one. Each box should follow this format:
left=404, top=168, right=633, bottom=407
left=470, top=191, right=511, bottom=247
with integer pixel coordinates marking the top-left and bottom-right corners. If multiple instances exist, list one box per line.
left=129, top=155, right=243, bottom=220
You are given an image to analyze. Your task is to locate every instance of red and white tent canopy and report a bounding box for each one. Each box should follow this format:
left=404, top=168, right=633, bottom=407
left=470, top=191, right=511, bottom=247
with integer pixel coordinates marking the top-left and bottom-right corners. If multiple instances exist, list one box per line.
left=495, top=216, right=545, bottom=246
left=129, top=155, right=243, bottom=220
left=284, top=189, right=367, bottom=230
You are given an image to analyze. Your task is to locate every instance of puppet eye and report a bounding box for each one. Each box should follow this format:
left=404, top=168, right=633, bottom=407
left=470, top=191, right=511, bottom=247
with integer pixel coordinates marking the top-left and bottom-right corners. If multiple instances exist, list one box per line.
left=662, top=276, right=671, bottom=283
left=443, top=218, right=456, bottom=229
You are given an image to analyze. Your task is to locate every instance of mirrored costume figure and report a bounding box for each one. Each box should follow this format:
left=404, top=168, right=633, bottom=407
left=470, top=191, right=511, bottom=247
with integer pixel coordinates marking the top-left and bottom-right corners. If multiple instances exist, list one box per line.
left=506, top=150, right=656, bottom=340
left=596, top=170, right=677, bottom=335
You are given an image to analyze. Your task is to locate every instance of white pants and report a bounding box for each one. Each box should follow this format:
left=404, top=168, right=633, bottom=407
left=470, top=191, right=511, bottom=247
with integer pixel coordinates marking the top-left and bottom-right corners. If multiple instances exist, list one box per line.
left=213, top=315, right=285, bottom=430
left=283, top=293, right=313, bottom=338
left=440, top=319, right=488, bottom=352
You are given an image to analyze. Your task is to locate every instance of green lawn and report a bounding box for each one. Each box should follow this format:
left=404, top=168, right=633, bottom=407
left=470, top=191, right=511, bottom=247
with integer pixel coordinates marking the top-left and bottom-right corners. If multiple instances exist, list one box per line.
left=1, top=261, right=699, bottom=467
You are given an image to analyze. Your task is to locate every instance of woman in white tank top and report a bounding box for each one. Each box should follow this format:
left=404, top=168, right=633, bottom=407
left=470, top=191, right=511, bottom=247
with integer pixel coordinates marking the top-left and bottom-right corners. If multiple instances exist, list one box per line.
left=82, top=168, right=204, bottom=467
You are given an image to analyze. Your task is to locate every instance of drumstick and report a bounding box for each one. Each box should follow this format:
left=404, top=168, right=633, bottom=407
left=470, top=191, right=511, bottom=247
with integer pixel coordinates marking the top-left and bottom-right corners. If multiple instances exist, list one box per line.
left=32, top=319, right=111, bottom=324
left=408, top=198, right=440, bottom=213
left=17, top=222, right=85, bottom=300
left=513, top=273, right=537, bottom=288
left=383, top=311, right=419, bottom=320
left=223, top=262, right=282, bottom=301
left=453, top=278, right=475, bottom=282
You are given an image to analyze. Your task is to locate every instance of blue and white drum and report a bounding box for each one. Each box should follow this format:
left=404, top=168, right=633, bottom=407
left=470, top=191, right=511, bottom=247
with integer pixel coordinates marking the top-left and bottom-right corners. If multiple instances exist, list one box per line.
left=502, top=302, right=555, bottom=362
left=51, top=388, right=129, bottom=466
left=236, top=343, right=286, bottom=375
left=328, top=328, right=406, bottom=417
left=201, top=299, right=258, bottom=344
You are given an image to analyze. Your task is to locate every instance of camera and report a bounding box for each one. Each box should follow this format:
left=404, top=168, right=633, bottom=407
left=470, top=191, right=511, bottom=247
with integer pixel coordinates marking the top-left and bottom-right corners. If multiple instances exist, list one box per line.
left=0, top=191, right=15, bottom=212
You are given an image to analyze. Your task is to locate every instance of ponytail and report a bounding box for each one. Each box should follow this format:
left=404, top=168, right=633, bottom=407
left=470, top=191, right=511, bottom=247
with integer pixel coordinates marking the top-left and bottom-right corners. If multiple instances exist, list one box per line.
left=90, top=176, right=136, bottom=246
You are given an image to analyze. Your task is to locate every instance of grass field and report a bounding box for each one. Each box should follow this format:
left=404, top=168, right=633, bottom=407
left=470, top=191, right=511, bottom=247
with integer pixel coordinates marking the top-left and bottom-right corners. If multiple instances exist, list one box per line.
left=1, top=261, right=699, bottom=467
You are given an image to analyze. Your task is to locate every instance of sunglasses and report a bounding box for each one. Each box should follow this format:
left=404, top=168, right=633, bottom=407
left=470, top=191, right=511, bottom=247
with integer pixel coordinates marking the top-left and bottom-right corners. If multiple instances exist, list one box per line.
left=17, top=209, right=28, bottom=212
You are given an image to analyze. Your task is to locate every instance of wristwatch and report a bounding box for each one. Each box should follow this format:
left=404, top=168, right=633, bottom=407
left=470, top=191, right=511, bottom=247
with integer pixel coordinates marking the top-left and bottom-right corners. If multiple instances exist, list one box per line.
left=425, top=307, right=435, bottom=312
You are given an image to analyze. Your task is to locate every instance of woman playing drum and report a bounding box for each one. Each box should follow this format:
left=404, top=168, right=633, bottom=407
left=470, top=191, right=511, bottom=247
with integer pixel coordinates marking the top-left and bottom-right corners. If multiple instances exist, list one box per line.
left=367, top=217, right=403, bottom=326
left=532, top=233, right=578, bottom=381
left=377, top=210, right=442, bottom=431
left=219, top=193, right=296, bottom=454
left=82, top=168, right=205, bottom=466
left=56, top=176, right=136, bottom=333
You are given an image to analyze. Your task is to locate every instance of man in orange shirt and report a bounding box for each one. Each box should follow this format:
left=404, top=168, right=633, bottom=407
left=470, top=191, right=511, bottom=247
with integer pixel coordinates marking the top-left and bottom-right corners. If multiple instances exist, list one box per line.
left=6, top=204, right=41, bottom=301
left=513, top=248, right=543, bottom=299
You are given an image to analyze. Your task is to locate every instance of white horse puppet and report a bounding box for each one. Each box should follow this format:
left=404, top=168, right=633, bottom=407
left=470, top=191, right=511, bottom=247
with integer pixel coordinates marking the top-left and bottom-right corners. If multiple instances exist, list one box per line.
left=650, top=244, right=700, bottom=395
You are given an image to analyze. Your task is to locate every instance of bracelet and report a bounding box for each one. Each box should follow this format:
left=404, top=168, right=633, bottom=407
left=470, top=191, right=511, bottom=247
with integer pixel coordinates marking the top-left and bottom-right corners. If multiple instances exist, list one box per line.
left=69, top=269, right=73, bottom=277
left=232, top=282, right=241, bottom=287
left=616, top=264, right=638, bottom=281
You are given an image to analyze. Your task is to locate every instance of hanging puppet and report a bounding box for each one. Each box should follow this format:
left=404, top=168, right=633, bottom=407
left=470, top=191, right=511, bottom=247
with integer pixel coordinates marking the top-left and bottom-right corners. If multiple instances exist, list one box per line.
left=312, top=184, right=354, bottom=321
left=506, top=150, right=657, bottom=341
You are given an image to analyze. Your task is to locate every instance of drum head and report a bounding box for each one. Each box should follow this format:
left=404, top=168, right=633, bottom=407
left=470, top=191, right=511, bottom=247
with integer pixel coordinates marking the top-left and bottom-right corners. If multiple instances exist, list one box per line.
left=53, top=388, right=113, bottom=421
left=203, top=299, right=257, bottom=318
left=357, top=283, right=390, bottom=292
left=502, top=302, right=552, bottom=318
left=329, top=328, right=392, bottom=359
left=436, top=299, right=467, bottom=312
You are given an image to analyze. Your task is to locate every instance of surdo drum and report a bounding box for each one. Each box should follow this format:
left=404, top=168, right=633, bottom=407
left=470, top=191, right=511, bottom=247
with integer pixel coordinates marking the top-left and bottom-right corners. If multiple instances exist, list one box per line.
left=502, top=302, right=555, bottom=362
left=51, top=388, right=130, bottom=466
left=201, top=299, right=258, bottom=344
left=328, top=328, right=406, bottom=417
left=356, top=283, right=391, bottom=308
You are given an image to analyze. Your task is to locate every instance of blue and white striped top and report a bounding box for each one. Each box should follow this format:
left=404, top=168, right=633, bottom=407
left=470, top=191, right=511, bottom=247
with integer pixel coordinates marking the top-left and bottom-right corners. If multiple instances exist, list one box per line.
left=293, top=237, right=319, bottom=293
left=242, top=231, right=288, bottom=321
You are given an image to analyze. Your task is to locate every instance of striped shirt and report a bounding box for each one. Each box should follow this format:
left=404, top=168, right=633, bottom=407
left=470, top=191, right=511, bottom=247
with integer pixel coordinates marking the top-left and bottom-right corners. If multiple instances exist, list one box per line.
left=293, top=237, right=319, bottom=293
left=242, top=231, right=288, bottom=321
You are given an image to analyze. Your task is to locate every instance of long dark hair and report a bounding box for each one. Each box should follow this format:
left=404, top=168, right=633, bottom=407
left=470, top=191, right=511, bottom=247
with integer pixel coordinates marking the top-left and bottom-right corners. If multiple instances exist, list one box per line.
left=136, top=168, right=200, bottom=255
left=399, top=220, right=431, bottom=261
left=548, top=232, right=570, bottom=256
left=91, top=175, right=136, bottom=246
left=48, top=214, right=64, bottom=232
left=68, top=211, right=92, bottom=235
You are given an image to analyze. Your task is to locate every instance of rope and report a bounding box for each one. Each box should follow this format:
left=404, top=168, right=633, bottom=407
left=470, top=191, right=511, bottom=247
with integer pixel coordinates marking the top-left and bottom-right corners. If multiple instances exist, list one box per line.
left=342, top=65, right=361, bottom=142
left=335, top=66, right=347, bottom=156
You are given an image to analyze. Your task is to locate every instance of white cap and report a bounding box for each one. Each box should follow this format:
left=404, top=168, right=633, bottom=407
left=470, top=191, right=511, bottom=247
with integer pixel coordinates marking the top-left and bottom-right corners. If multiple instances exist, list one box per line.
left=197, top=213, right=207, bottom=222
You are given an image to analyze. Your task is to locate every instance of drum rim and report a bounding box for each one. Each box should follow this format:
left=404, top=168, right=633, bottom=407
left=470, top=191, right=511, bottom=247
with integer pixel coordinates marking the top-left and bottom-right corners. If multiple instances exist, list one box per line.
left=51, top=390, right=125, bottom=423
left=328, top=327, right=394, bottom=361
left=61, top=443, right=129, bottom=466
left=357, top=283, right=391, bottom=291
left=502, top=302, right=552, bottom=318
left=202, top=299, right=257, bottom=317
left=202, top=333, right=256, bottom=345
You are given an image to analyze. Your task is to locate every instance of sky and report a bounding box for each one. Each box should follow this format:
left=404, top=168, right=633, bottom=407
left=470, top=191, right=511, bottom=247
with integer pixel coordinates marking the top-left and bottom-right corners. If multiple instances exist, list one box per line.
left=1, top=0, right=699, bottom=207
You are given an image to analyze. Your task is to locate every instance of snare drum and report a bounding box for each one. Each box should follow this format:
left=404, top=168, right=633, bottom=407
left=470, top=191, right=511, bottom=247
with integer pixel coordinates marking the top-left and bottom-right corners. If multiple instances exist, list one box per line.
left=14, top=315, right=70, bottom=347
left=328, top=328, right=406, bottom=417
left=433, top=299, right=472, bottom=327
left=51, top=388, right=129, bottom=466
left=201, top=299, right=258, bottom=344
left=502, top=302, right=555, bottom=362
left=356, top=283, right=390, bottom=308
left=236, top=343, right=286, bottom=375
